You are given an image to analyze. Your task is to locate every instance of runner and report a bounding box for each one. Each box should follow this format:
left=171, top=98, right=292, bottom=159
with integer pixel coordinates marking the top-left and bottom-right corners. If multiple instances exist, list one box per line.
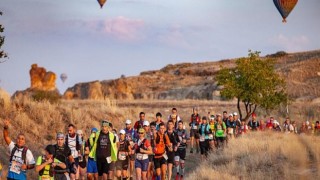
left=226, top=114, right=236, bottom=140
left=134, top=112, right=146, bottom=130
left=233, top=112, right=241, bottom=134
left=222, top=111, right=228, bottom=124
left=168, top=108, right=182, bottom=129
left=166, top=120, right=180, bottom=180
left=266, top=117, right=275, bottom=129
left=109, top=126, right=119, bottom=180
left=214, top=115, right=227, bottom=149
left=175, top=121, right=189, bottom=180
left=85, top=128, right=99, bottom=180
left=65, top=124, right=81, bottom=180
left=148, top=121, right=157, bottom=180
left=208, top=115, right=215, bottom=150
left=189, top=107, right=201, bottom=153
left=124, top=119, right=137, bottom=180
left=154, top=112, right=164, bottom=131
left=247, top=113, right=259, bottom=131
left=76, top=130, right=86, bottom=180
left=143, top=121, right=155, bottom=180
left=198, top=116, right=211, bottom=159
left=283, top=117, right=291, bottom=133
left=35, top=144, right=66, bottom=180
left=3, top=118, right=35, bottom=180
left=116, top=129, right=131, bottom=180
left=135, top=128, right=153, bottom=180
left=237, top=120, right=249, bottom=137
left=54, top=132, right=74, bottom=180
left=153, top=122, right=172, bottom=180
left=88, top=120, right=117, bottom=180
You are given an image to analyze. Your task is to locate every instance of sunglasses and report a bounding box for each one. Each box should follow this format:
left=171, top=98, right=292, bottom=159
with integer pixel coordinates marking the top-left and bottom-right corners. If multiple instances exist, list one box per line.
left=138, top=132, right=144, bottom=134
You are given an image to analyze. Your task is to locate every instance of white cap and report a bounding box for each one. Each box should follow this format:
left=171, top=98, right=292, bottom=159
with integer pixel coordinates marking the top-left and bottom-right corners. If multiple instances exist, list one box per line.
left=229, top=113, right=233, bottom=117
left=143, top=120, right=150, bottom=126
left=125, top=119, right=132, bottom=124
left=233, top=112, right=238, bottom=116
left=306, top=121, right=310, bottom=125
left=273, top=120, right=279, bottom=125
left=119, top=129, right=126, bottom=134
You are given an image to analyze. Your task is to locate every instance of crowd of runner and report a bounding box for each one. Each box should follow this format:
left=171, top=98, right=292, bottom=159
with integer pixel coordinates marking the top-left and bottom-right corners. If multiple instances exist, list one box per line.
left=1, top=107, right=319, bottom=180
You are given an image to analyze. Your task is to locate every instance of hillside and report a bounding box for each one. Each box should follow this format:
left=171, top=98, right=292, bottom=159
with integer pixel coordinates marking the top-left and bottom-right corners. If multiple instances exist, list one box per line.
left=63, top=50, right=320, bottom=102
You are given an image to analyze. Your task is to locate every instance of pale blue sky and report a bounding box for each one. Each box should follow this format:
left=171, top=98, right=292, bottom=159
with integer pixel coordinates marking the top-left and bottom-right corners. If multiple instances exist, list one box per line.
left=0, top=0, right=319, bottom=94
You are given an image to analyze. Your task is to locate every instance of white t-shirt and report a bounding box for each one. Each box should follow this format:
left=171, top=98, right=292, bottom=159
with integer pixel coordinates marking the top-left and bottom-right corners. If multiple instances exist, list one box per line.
left=67, top=135, right=79, bottom=158
left=8, top=141, right=35, bottom=174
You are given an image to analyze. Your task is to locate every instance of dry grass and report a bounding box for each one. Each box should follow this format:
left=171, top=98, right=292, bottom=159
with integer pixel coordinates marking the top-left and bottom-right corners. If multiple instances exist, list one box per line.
left=186, top=132, right=320, bottom=180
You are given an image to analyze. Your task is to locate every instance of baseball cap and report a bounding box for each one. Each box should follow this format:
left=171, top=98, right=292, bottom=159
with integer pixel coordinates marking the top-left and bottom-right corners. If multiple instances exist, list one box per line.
left=91, top=127, right=98, bottom=133
left=119, top=129, right=126, bottom=135
left=229, top=113, right=233, bottom=117
left=210, top=115, right=215, bottom=120
left=233, top=112, right=238, bottom=116
left=138, top=128, right=145, bottom=134
left=143, top=120, right=150, bottom=126
left=125, top=119, right=132, bottom=125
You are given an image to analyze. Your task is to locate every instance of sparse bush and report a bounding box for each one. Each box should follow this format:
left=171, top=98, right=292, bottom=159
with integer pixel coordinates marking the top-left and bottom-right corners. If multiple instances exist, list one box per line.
left=32, top=90, right=60, bottom=103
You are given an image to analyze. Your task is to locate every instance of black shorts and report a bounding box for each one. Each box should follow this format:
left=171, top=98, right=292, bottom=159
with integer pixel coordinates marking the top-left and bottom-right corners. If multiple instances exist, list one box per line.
left=167, top=151, right=175, bottom=164
left=153, top=156, right=167, bottom=169
left=116, top=159, right=129, bottom=170
left=79, top=156, right=87, bottom=168
left=109, top=161, right=116, bottom=171
left=175, top=149, right=186, bottom=160
left=96, top=158, right=111, bottom=176
left=148, top=155, right=154, bottom=162
left=190, top=129, right=200, bottom=139
left=199, top=140, right=210, bottom=155
left=129, top=154, right=135, bottom=161
left=68, top=157, right=79, bottom=174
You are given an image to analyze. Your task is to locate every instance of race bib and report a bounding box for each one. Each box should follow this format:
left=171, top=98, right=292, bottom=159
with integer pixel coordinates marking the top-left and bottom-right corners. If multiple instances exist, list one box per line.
left=163, top=154, right=168, bottom=160
left=208, top=134, right=213, bottom=140
left=10, top=161, right=22, bottom=174
left=106, top=156, right=112, bottom=164
left=136, top=153, right=143, bottom=160
left=192, top=126, right=198, bottom=130
left=119, top=152, right=127, bottom=161
left=200, top=135, right=205, bottom=142
left=228, top=128, right=233, bottom=134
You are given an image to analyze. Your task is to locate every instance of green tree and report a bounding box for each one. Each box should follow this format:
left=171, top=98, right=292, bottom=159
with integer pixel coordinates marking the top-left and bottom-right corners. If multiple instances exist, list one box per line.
left=0, top=11, right=9, bottom=62
left=216, top=51, right=287, bottom=121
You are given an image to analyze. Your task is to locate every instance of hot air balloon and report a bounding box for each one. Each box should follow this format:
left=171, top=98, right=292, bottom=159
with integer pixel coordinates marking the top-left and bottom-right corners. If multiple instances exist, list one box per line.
left=273, top=0, right=298, bottom=23
left=97, top=0, right=107, bottom=8
left=60, top=73, right=67, bottom=83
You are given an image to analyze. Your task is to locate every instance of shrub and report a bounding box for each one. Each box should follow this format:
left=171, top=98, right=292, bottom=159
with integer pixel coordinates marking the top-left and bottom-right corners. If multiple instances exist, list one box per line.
left=32, top=90, right=61, bottom=103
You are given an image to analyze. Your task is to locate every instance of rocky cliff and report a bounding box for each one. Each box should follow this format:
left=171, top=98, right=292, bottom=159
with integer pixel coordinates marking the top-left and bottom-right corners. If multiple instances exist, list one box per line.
left=64, top=50, right=320, bottom=101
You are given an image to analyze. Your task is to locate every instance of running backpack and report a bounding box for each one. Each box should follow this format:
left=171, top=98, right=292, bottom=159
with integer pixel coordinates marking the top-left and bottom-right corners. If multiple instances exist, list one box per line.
left=65, top=134, right=81, bottom=151
left=154, top=133, right=168, bottom=155
left=199, top=124, right=211, bottom=135
left=10, top=145, right=28, bottom=164
left=136, top=139, right=148, bottom=153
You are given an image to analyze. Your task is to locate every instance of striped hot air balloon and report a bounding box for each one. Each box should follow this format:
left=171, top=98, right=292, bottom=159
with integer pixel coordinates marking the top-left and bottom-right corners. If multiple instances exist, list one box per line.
left=273, top=0, right=298, bottom=23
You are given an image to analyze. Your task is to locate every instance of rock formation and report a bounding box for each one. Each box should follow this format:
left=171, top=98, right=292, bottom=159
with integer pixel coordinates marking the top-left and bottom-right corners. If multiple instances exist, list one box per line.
left=29, top=64, right=56, bottom=91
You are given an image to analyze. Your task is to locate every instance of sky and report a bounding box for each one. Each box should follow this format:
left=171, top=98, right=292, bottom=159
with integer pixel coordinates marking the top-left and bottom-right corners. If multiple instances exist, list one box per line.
left=0, top=0, right=319, bottom=95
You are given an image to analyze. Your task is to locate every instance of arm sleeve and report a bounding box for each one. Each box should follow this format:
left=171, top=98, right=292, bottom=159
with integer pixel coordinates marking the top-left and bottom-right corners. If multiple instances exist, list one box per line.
left=36, top=156, right=42, bottom=166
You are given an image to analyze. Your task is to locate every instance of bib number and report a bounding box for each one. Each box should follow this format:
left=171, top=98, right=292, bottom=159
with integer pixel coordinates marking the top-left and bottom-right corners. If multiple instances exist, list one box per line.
left=136, top=153, right=144, bottom=160
left=119, top=152, right=127, bottom=161
left=200, top=135, right=205, bottom=142
left=10, top=161, right=22, bottom=174
left=192, top=126, right=198, bottom=130
left=106, top=156, right=112, bottom=164
left=208, top=134, right=213, bottom=140
left=163, top=153, right=168, bottom=160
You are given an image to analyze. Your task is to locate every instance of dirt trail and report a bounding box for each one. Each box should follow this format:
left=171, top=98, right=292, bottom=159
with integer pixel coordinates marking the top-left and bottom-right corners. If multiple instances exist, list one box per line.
left=296, top=136, right=320, bottom=178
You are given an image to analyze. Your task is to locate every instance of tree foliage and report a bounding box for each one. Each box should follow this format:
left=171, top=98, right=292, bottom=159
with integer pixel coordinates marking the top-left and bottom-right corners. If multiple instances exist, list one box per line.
left=0, top=11, right=9, bottom=63
left=216, top=51, right=287, bottom=121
